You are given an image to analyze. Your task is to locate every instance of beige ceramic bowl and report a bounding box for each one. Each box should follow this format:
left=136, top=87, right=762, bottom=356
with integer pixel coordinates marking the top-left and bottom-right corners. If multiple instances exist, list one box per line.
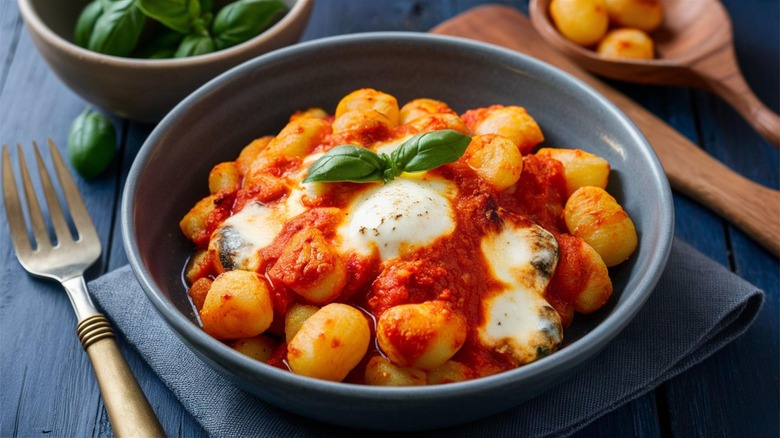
left=17, top=0, right=314, bottom=122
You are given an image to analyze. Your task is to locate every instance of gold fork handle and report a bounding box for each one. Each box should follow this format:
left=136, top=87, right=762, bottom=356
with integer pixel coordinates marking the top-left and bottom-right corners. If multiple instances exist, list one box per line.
left=77, top=315, right=166, bottom=437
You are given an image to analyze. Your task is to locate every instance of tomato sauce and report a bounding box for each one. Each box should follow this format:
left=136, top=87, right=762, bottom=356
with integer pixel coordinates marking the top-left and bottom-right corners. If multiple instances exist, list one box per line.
left=186, top=119, right=592, bottom=383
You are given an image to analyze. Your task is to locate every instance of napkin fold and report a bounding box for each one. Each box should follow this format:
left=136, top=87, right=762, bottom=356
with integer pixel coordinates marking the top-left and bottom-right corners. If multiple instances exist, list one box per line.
left=88, top=238, right=763, bottom=437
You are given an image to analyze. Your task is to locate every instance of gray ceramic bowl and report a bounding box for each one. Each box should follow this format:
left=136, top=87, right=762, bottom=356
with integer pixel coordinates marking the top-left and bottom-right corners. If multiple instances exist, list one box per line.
left=17, top=0, right=313, bottom=123
left=122, top=33, right=674, bottom=430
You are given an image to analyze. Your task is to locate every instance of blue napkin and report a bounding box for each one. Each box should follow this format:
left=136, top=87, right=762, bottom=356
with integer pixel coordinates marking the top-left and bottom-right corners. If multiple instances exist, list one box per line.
left=88, top=238, right=763, bottom=437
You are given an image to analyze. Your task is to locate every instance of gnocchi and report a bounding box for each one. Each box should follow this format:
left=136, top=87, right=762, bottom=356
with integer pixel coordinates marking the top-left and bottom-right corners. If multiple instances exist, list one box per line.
left=268, top=228, right=347, bottom=305
left=550, top=0, right=664, bottom=59
left=283, top=303, right=319, bottom=343
left=235, top=136, right=271, bottom=176
left=179, top=194, right=218, bottom=245
left=377, top=301, right=468, bottom=370
left=265, top=116, right=331, bottom=157
left=604, top=0, right=664, bottom=32
left=462, top=105, right=544, bottom=154
left=463, top=134, right=524, bottom=191
left=180, top=89, right=638, bottom=385
left=287, top=303, right=370, bottom=381
left=335, top=88, right=400, bottom=129
left=536, top=147, right=610, bottom=196
left=208, top=162, right=240, bottom=194
left=564, top=186, right=638, bottom=267
left=200, top=270, right=274, bottom=340
left=426, top=360, right=473, bottom=384
left=230, top=335, right=277, bottom=363
left=549, top=0, right=610, bottom=47
left=597, top=28, right=655, bottom=60
left=365, top=356, right=427, bottom=386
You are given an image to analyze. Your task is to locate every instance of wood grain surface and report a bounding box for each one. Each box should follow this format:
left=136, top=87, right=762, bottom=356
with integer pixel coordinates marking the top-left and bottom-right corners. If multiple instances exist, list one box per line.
left=432, top=5, right=780, bottom=256
left=1, top=1, right=777, bottom=437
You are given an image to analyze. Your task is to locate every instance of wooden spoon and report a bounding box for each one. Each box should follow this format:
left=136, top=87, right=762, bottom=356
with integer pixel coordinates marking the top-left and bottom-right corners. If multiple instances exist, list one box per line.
left=529, top=0, right=780, bottom=147
left=431, top=4, right=779, bottom=257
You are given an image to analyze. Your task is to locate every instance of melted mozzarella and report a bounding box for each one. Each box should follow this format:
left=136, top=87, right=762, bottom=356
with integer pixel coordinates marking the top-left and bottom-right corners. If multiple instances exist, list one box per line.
left=478, top=220, right=562, bottom=364
left=337, top=176, right=457, bottom=260
left=372, top=134, right=413, bottom=156
left=210, top=189, right=305, bottom=271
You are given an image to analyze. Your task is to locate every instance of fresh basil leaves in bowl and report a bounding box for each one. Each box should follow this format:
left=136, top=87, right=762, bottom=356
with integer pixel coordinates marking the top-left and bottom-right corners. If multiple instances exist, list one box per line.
left=75, top=0, right=289, bottom=59
left=17, top=0, right=313, bottom=122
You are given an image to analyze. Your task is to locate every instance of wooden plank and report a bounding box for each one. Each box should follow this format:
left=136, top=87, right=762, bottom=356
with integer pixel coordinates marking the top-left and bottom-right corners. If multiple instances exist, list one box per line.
left=0, top=0, right=22, bottom=94
left=0, top=24, right=114, bottom=437
left=2, top=0, right=774, bottom=437
left=660, top=0, right=779, bottom=435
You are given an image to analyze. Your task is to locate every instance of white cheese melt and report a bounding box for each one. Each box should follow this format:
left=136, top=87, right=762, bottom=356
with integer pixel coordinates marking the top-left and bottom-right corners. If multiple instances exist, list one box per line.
left=337, top=177, right=457, bottom=261
left=478, top=220, right=562, bottom=364
left=209, top=189, right=305, bottom=271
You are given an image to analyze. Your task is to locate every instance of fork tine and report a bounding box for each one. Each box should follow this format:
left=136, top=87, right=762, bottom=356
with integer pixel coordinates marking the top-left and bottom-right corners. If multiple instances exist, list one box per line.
left=16, top=143, right=54, bottom=252
left=2, top=145, right=37, bottom=258
left=47, top=139, right=101, bottom=245
left=32, top=140, right=75, bottom=247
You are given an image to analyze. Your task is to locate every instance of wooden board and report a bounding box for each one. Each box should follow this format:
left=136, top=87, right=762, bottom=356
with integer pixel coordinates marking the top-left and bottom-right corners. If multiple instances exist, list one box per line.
left=431, top=5, right=779, bottom=257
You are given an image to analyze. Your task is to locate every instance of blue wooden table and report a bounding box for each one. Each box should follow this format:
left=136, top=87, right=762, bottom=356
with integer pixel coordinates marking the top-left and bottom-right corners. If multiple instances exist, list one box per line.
left=1, top=1, right=777, bottom=436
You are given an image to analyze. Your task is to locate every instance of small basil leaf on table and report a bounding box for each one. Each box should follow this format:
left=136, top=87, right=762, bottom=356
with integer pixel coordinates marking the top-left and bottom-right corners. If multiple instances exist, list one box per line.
left=174, top=34, right=216, bottom=57
left=390, top=129, right=472, bottom=172
left=212, top=0, right=287, bottom=50
left=74, top=1, right=103, bottom=48
left=137, top=0, right=203, bottom=34
left=87, top=0, right=146, bottom=56
left=67, top=108, right=117, bottom=179
left=303, top=145, right=387, bottom=183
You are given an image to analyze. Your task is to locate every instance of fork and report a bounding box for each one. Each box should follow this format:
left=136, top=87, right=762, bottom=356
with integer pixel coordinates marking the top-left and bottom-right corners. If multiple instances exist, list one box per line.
left=2, top=139, right=165, bottom=437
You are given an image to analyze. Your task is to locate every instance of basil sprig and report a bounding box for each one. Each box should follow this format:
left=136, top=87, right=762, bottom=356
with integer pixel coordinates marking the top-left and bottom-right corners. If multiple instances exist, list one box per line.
left=303, top=130, right=471, bottom=184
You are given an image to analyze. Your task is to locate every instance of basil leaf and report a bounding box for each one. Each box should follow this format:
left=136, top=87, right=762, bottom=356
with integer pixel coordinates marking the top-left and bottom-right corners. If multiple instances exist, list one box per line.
left=212, top=0, right=287, bottom=50
left=133, top=29, right=184, bottom=59
left=99, top=0, right=121, bottom=9
left=391, top=129, right=471, bottom=173
left=302, top=145, right=387, bottom=183
left=302, top=130, right=472, bottom=185
left=191, top=13, right=213, bottom=37
left=67, top=108, right=116, bottom=179
left=74, top=1, right=104, bottom=48
left=174, top=34, right=216, bottom=57
left=87, top=0, right=146, bottom=56
left=137, top=0, right=202, bottom=34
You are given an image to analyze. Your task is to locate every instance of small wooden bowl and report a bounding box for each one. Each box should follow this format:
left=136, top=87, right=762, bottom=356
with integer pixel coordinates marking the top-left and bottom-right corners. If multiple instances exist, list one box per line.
left=529, top=0, right=779, bottom=146
left=530, top=0, right=721, bottom=86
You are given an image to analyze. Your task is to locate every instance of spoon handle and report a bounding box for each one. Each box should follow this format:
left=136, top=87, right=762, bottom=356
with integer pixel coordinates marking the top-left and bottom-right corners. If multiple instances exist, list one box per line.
left=691, top=46, right=780, bottom=147
left=432, top=5, right=780, bottom=257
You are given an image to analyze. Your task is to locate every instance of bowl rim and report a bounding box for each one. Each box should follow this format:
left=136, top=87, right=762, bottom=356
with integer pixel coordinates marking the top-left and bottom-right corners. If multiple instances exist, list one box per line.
left=122, top=31, right=674, bottom=401
left=16, top=0, right=314, bottom=66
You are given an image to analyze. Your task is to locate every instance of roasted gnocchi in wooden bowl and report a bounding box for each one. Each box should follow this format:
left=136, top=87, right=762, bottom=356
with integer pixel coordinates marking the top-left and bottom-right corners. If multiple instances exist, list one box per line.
left=122, top=33, right=673, bottom=430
